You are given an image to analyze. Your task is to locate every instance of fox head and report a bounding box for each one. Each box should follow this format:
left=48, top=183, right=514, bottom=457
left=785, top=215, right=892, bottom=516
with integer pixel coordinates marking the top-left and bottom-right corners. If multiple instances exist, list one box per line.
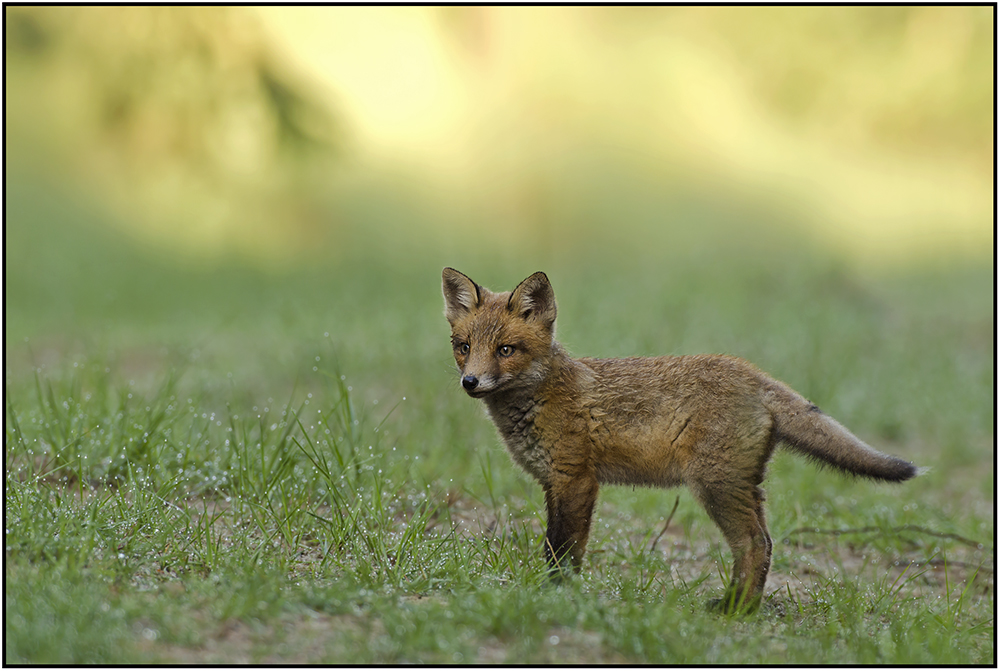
left=442, top=268, right=557, bottom=398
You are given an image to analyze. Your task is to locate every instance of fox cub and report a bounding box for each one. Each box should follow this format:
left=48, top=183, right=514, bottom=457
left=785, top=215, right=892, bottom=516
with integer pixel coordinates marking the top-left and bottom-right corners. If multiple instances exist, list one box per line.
left=442, top=268, right=917, bottom=611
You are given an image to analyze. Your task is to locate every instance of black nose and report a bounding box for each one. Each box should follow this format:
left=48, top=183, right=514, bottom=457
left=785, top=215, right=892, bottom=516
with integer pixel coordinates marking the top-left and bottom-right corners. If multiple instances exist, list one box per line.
left=461, top=375, right=478, bottom=391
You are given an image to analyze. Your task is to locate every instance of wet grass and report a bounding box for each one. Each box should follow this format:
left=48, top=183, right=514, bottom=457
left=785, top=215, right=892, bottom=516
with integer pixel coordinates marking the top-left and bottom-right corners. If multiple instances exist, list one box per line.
left=6, top=277, right=994, bottom=664
left=4, top=171, right=995, bottom=664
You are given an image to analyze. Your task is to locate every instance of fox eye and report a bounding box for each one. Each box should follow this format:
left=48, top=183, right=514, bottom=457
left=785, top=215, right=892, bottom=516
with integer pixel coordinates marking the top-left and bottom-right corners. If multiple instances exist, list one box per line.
left=498, top=345, right=515, bottom=357
left=457, top=342, right=470, bottom=355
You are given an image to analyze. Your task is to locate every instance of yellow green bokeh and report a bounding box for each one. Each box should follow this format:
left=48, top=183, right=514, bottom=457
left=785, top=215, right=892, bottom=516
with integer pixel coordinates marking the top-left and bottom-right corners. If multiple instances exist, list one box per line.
left=5, top=6, right=993, bottom=268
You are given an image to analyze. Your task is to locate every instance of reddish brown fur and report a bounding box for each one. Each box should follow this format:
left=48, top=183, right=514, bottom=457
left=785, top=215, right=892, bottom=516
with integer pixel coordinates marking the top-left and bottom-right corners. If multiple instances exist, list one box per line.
left=442, top=268, right=916, bottom=612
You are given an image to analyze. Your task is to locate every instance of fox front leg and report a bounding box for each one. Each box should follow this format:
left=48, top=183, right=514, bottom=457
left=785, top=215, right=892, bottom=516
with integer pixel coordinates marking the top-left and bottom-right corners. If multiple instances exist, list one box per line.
left=542, top=472, right=599, bottom=577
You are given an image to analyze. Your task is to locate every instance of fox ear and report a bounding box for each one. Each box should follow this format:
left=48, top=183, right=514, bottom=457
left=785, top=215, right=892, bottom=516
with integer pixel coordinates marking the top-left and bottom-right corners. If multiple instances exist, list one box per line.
left=442, top=268, right=481, bottom=324
left=508, top=271, right=556, bottom=330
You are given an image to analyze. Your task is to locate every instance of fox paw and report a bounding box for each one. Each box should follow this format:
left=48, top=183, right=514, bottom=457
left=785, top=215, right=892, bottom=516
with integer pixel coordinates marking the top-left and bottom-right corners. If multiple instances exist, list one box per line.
left=707, top=593, right=762, bottom=615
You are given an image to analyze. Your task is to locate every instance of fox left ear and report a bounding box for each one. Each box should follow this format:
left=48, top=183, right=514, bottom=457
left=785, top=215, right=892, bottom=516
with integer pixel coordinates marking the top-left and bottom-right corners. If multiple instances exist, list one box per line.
left=508, top=271, right=557, bottom=330
left=442, top=267, right=482, bottom=324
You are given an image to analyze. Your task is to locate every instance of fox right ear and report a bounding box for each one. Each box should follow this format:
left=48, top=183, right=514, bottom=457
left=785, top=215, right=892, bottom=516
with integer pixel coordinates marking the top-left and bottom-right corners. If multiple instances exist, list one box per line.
left=442, top=268, right=481, bottom=324
left=507, top=271, right=556, bottom=331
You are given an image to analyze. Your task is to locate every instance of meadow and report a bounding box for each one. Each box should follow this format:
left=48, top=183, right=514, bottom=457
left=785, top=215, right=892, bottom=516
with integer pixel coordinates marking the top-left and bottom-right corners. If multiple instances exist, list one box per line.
left=5, top=163, right=995, bottom=664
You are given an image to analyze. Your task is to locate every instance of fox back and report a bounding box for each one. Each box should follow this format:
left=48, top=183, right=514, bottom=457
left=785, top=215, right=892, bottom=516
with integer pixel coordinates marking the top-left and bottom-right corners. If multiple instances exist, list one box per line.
left=442, top=267, right=917, bottom=612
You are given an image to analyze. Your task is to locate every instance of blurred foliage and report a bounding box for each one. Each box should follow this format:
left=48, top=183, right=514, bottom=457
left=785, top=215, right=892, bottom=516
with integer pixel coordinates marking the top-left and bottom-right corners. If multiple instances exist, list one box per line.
left=436, top=6, right=993, bottom=166
left=4, top=6, right=993, bottom=271
left=427, top=6, right=992, bottom=264
left=580, top=6, right=993, bottom=167
left=5, top=6, right=343, bottom=265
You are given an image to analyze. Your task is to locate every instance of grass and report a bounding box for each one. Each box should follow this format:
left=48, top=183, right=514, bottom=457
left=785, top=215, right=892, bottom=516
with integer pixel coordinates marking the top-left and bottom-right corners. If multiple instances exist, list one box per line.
left=4, top=168, right=995, bottom=664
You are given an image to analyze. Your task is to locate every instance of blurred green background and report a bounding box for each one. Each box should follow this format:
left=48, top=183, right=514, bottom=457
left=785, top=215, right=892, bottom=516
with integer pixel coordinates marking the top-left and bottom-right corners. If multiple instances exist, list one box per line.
left=5, top=5, right=994, bottom=411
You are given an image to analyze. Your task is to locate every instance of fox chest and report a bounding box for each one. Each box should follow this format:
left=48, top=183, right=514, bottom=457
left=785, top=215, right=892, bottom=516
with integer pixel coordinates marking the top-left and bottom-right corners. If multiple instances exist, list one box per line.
left=484, top=398, right=553, bottom=483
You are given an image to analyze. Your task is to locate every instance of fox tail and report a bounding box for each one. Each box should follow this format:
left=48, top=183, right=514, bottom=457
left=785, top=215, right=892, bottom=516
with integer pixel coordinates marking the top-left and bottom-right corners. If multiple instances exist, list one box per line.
left=767, top=384, right=917, bottom=482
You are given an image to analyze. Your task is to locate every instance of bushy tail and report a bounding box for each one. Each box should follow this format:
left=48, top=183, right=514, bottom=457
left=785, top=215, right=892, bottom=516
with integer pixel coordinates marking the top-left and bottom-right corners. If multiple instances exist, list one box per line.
left=767, top=384, right=917, bottom=482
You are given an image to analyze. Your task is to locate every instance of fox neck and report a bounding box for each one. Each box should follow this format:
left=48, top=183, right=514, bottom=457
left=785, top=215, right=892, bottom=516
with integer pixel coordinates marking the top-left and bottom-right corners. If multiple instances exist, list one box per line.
left=480, top=341, right=570, bottom=482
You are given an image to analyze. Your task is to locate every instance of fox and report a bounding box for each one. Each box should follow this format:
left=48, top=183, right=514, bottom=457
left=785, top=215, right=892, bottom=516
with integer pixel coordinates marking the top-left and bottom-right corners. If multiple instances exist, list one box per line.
left=442, top=267, right=918, bottom=612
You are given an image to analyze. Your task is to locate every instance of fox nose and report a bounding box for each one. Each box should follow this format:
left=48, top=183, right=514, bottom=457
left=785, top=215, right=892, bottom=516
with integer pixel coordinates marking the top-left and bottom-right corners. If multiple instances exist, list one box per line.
left=461, top=375, right=479, bottom=391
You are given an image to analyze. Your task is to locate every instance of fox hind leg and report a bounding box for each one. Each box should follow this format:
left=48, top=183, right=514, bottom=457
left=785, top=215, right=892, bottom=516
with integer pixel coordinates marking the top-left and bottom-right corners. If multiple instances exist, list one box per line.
left=692, top=481, right=773, bottom=613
